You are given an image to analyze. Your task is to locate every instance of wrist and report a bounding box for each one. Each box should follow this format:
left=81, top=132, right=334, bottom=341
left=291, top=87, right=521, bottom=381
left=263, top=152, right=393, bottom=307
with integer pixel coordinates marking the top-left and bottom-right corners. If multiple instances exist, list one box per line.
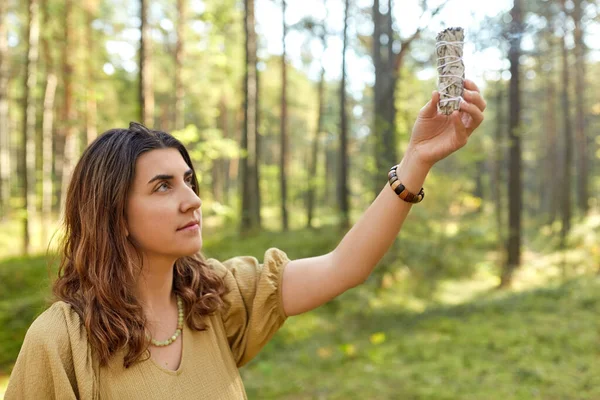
left=395, top=151, right=431, bottom=194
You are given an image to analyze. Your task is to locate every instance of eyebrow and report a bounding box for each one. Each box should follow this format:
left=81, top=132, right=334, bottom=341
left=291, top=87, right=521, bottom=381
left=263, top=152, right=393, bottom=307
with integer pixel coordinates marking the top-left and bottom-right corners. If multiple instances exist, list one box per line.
left=147, top=169, right=193, bottom=184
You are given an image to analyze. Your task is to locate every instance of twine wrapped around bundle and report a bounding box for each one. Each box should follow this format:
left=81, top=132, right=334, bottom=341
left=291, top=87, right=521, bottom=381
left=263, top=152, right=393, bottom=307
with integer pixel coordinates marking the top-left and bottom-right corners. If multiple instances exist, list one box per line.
left=436, top=27, right=465, bottom=115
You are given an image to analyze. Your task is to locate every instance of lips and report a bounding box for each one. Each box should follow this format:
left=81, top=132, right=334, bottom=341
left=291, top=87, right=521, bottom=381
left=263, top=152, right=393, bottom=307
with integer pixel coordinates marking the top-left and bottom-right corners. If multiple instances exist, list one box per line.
left=177, top=220, right=200, bottom=230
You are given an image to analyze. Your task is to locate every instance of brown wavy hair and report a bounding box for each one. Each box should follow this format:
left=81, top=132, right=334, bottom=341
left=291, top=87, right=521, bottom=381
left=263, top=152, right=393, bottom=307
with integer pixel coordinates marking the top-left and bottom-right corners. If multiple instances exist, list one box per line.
left=53, top=122, right=227, bottom=368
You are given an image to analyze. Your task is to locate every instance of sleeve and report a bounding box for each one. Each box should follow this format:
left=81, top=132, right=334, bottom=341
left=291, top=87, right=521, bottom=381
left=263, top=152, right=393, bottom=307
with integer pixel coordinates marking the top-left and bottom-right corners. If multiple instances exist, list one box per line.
left=4, top=302, right=98, bottom=400
left=208, top=247, right=290, bottom=367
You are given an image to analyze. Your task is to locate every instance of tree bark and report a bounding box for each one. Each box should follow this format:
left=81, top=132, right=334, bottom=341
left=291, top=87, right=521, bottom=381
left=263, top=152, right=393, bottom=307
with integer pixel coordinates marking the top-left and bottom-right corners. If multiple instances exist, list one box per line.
left=140, top=0, right=154, bottom=127
left=560, top=0, right=573, bottom=251
left=339, top=0, right=350, bottom=230
left=573, top=0, right=588, bottom=215
left=85, top=0, right=98, bottom=146
left=241, top=0, right=261, bottom=233
left=0, top=0, right=10, bottom=218
left=501, top=0, right=523, bottom=288
left=175, top=0, right=186, bottom=130
left=280, top=0, right=289, bottom=231
left=307, top=48, right=326, bottom=229
left=60, top=0, right=77, bottom=216
left=41, top=0, right=57, bottom=246
left=491, top=83, right=504, bottom=245
left=22, top=0, right=40, bottom=254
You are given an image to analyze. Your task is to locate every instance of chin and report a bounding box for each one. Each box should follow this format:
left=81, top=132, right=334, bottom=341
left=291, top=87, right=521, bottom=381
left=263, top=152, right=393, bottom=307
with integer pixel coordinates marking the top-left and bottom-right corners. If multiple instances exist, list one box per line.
left=180, top=240, right=203, bottom=256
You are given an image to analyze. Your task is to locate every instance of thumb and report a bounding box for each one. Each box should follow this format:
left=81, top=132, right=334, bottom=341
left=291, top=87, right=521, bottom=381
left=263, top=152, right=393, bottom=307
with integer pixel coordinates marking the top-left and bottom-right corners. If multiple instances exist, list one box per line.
left=420, top=90, right=439, bottom=118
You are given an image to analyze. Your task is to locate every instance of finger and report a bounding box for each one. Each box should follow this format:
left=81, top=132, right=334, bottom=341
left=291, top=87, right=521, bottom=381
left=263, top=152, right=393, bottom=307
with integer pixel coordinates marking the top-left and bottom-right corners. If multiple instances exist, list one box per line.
left=459, top=100, right=484, bottom=131
left=452, top=111, right=468, bottom=145
left=420, top=90, right=440, bottom=118
left=463, top=79, right=481, bottom=93
left=463, top=89, right=487, bottom=112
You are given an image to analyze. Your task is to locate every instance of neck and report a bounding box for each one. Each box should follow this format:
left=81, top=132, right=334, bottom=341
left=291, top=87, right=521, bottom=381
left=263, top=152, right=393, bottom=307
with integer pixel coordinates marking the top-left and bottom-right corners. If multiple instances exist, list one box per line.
left=136, top=253, right=177, bottom=318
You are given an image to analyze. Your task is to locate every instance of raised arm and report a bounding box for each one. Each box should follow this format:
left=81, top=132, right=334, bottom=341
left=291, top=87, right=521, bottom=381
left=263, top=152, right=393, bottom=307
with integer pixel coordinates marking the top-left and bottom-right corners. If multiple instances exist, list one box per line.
left=281, top=79, right=486, bottom=317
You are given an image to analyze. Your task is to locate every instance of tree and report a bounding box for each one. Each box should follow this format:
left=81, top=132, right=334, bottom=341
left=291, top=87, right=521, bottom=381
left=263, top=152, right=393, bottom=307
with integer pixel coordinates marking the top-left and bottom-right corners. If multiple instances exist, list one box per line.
left=0, top=0, right=9, bottom=218
left=501, top=0, right=523, bottom=288
left=41, top=0, right=58, bottom=245
left=339, top=0, right=350, bottom=229
left=140, top=0, right=154, bottom=127
left=280, top=0, right=289, bottom=231
left=573, top=0, right=589, bottom=214
left=371, top=0, right=446, bottom=195
left=559, top=0, right=573, bottom=251
left=174, top=0, right=186, bottom=130
left=305, top=11, right=328, bottom=229
left=241, top=0, right=261, bottom=233
left=21, top=0, right=40, bottom=254
left=60, top=0, right=77, bottom=215
left=84, top=0, right=99, bottom=146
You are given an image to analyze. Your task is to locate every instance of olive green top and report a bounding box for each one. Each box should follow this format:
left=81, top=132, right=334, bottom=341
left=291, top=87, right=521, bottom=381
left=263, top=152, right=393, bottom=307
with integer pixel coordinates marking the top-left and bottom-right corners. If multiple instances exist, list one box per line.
left=5, top=248, right=290, bottom=400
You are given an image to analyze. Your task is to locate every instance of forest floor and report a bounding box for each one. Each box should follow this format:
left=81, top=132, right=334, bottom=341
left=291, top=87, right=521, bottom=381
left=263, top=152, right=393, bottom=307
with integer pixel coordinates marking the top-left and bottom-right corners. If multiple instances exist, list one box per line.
left=1, top=214, right=599, bottom=399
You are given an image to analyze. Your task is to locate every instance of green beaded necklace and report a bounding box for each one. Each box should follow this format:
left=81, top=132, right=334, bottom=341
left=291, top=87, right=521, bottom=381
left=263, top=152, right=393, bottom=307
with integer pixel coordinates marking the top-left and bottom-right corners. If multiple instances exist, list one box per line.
left=149, top=295, right=184, bottom=347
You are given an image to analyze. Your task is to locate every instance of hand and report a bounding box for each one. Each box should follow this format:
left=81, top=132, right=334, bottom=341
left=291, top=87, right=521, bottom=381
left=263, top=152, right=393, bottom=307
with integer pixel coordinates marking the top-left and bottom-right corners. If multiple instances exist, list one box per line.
left=407, top=79, right=486, bottom=169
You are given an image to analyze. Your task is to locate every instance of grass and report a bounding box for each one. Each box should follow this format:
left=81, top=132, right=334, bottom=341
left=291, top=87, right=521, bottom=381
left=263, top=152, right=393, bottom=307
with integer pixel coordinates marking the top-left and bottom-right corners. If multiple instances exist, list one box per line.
left=1, top=212, right=599, bottom=399
left=241, top=276, right=600, bottom=399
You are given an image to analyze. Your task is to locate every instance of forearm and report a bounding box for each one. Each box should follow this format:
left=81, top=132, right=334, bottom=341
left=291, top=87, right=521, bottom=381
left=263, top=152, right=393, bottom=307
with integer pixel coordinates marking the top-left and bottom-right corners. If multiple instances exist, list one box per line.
left=331, top=151, right=431, bottom=286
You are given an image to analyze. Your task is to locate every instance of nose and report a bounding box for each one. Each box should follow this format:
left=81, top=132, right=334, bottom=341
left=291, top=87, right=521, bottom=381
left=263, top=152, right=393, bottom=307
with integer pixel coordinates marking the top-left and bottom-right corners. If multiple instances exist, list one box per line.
left=181, top=186, right=202, bottom=213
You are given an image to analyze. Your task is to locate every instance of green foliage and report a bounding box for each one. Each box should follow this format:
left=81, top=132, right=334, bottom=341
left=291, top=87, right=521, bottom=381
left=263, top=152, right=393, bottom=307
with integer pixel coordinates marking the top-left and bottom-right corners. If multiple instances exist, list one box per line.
left=242, top=276, right=600, bottom=399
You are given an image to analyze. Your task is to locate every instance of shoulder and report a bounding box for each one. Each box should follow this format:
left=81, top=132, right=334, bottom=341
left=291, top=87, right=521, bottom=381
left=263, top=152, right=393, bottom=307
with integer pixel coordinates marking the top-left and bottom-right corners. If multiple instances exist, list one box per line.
left=25, top=301, right=86, bottom=349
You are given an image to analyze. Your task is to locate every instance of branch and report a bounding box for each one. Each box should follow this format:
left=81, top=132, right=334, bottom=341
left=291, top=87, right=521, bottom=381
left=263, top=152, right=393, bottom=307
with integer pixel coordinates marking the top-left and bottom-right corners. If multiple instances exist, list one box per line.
left=393, top=0, right=450, bottom=72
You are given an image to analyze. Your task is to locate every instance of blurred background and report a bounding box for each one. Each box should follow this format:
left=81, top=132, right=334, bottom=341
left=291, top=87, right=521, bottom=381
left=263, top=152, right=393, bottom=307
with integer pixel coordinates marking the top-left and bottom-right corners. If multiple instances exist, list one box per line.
left=1, top=0, right=600, bottom=398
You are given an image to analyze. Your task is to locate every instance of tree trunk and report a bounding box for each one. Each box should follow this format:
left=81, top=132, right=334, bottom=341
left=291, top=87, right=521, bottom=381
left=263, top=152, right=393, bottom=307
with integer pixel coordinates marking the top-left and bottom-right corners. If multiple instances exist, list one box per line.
left=372, top=0, right=397, bottom=195
left=241, top=0, right=261, bottom=233
left=85, top=0, right=98, bottom=146
left=175, top=0, right=186, bottom=130
left=501, top=0, right=523, bottom=288
left=544, top=64, right=559, bottom=222
left=0, top=0, right=10, bottom=218
left=491, top=83, right=504, bottom=246
left=41, top=0, right=57, bottom=246
left=338, top=0, right=350, bottom=230
left=60, top=0, right=77, bottom=216
left=140, top=0, right=154, bottom=127
left=573, top=0, right=588, bottom=215
left=307, top=60, right=326, bottom=229
left=559, top=1, right=573, bottom=251
left=280, top=0, right=289, bottom=231
left=21, top=0, right=40, bottom=255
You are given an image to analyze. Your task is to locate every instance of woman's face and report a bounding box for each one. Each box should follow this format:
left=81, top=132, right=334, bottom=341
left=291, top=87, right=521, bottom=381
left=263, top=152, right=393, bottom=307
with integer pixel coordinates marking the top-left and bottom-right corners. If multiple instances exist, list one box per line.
left=126, top=148, right=202, bottom=259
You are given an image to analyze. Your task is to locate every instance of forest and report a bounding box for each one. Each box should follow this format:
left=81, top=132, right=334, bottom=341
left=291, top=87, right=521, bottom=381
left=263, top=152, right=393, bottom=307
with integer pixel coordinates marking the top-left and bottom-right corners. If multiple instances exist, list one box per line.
left=1, top=0, right=599, bottom=398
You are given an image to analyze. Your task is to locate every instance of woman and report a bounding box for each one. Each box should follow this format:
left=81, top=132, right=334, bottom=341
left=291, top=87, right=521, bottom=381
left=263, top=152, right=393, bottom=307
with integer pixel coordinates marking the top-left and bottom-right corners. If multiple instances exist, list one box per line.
left=5, top=81, right=485, bottom=399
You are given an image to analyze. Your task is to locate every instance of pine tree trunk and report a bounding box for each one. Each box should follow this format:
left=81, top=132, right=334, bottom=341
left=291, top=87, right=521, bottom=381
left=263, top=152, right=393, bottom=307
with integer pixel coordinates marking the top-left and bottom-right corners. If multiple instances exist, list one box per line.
left=241, top=0, right=261, bottom=233
left=0, top=0, right=10, bottom=218
left=573, top=0, right=588, bottom=215
left=22, top=0, right=40, bottom=255
left=501, top=0, right=523, bottom=288
left=140, top=0, right=154, bottom=127
left=491, top=83, right=504, bottom=246
left=543, top=43, right=559, bottom=223
left=307, top=64, right=326, bottom=229
left=41, top=0, right=57, bottom=246
left=560, top=2, right=573, bottom=250
left=280, top=0, right=289, bottom=231
left=175, top=0, right=186, bottom=130
left=60, top=0, right=77, bottom=216
left=372, top=0, right=397, bottom=196
left=85, top=0, right=98, bottom=145
left=338, top=0, right=350, bottom=230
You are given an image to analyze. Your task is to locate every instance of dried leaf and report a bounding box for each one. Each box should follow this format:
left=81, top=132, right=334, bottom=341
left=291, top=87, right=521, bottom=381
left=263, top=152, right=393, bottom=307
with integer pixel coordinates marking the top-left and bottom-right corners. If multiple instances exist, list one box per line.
left=436, top=27, right=465, bottom=115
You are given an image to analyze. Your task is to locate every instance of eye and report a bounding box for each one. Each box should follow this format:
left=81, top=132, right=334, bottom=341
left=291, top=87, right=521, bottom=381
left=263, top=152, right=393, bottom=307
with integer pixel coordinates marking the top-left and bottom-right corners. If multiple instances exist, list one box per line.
left=185, top=176, right=195, bottom=188
left=156, top=182, right=170, bottom=192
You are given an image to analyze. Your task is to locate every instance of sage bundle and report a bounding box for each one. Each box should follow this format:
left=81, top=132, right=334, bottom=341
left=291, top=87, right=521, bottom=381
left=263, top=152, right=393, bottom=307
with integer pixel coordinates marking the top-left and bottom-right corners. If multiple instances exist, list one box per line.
left=436, top=27, right=465, bottom=115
